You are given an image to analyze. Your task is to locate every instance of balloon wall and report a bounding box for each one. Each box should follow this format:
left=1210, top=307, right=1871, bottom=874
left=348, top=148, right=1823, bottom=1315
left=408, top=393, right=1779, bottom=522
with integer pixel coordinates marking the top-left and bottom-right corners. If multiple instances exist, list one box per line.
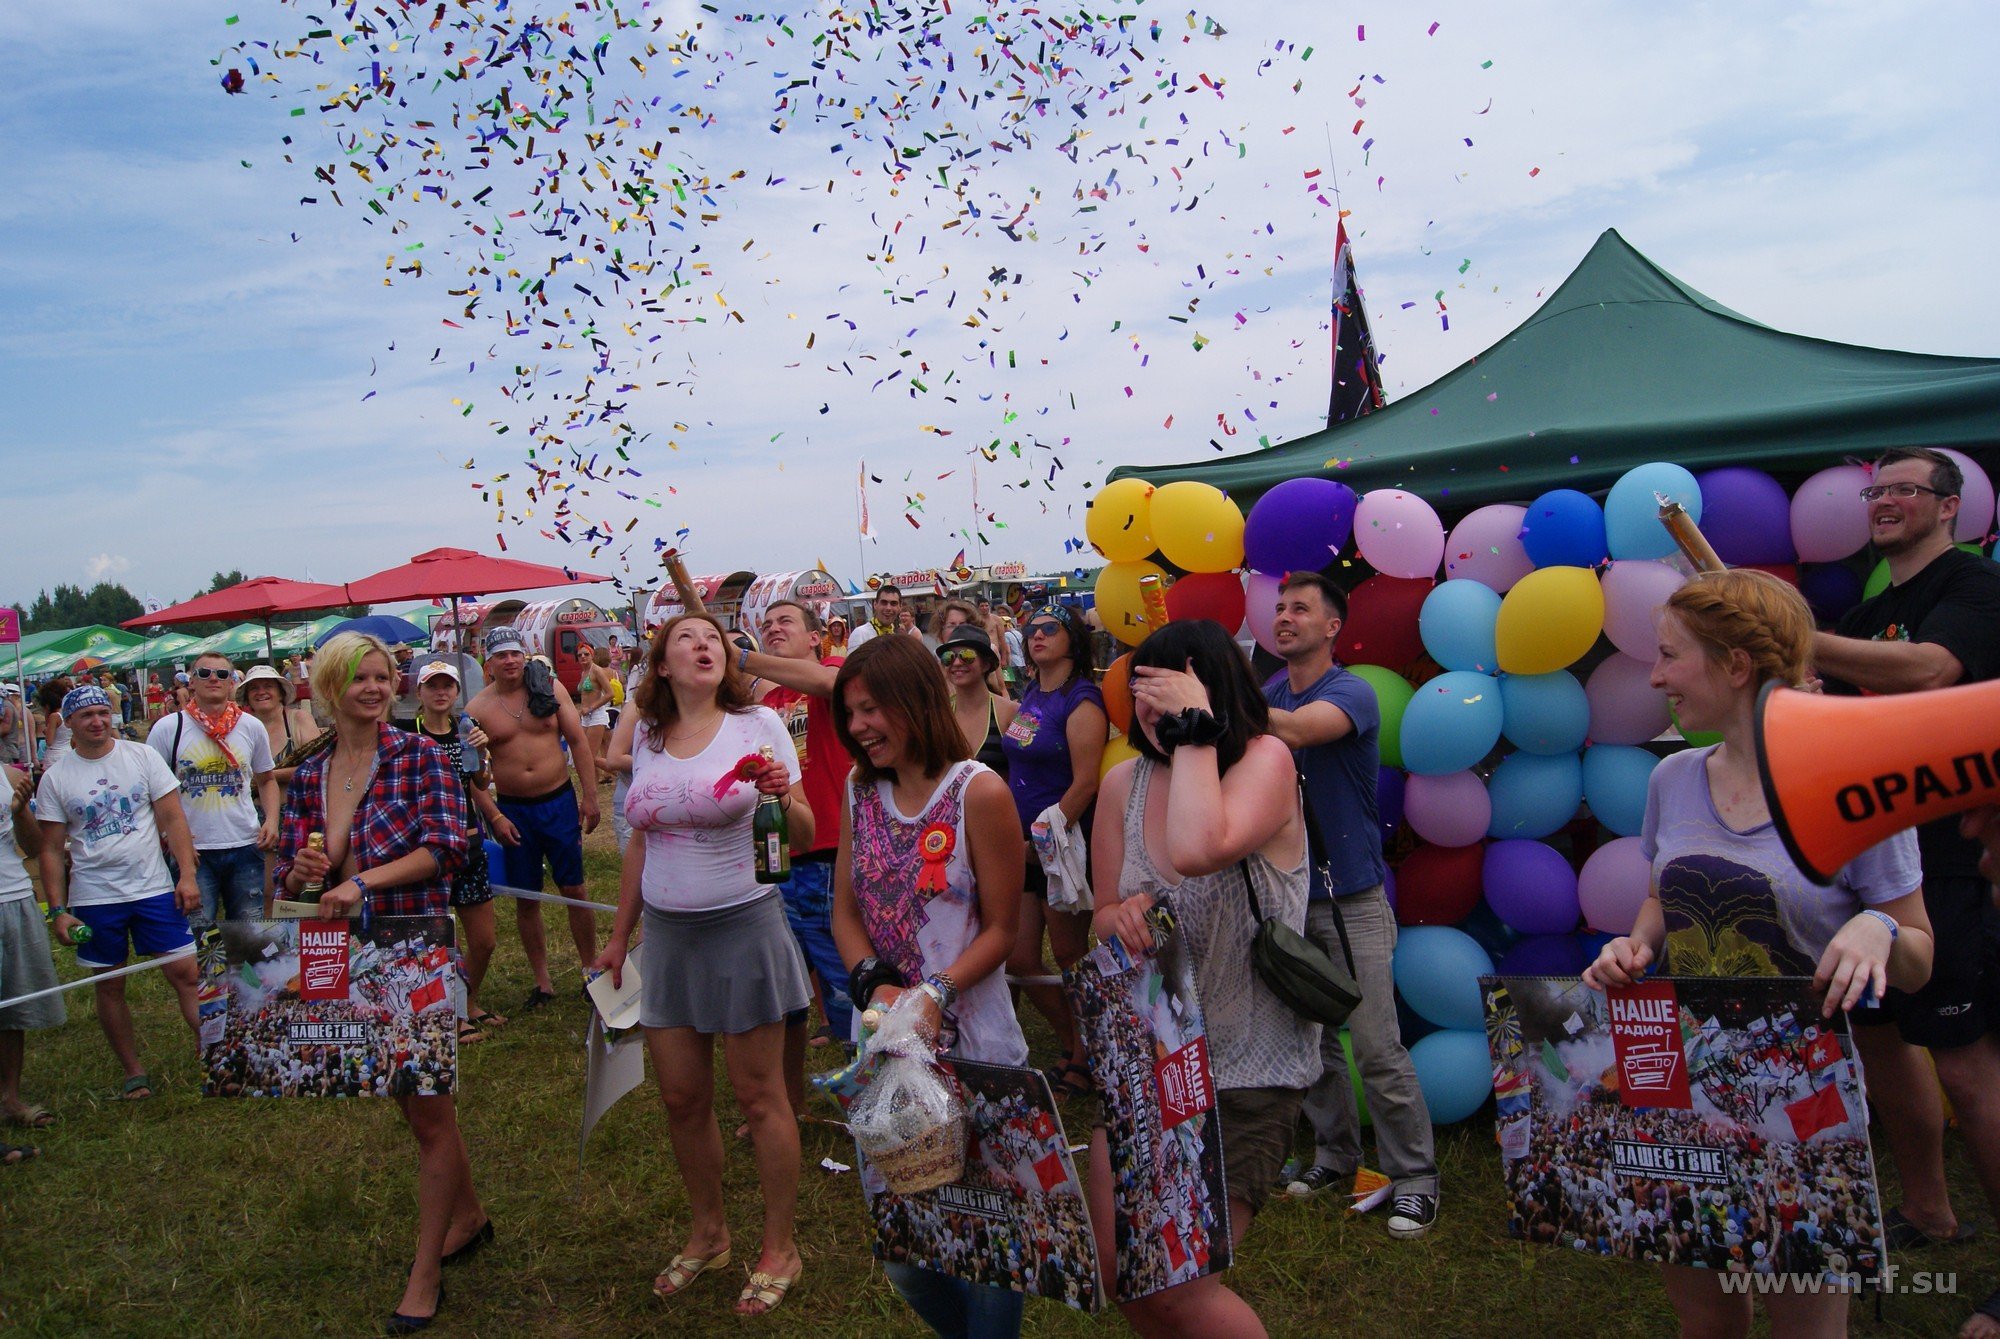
left=1089, top=455, right=1997, bottom=1125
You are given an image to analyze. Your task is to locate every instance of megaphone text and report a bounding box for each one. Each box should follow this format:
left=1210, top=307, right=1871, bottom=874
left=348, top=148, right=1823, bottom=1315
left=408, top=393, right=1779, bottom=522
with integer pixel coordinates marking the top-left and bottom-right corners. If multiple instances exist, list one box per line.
left=1836, top=752, right=2000, bottom=823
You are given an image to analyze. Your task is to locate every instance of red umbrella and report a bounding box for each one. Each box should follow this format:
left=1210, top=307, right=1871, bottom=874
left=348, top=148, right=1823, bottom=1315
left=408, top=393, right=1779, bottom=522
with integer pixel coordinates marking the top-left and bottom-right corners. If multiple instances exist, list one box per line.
left=121, top=575, right=350, bottom=662
left=341, top=547, right=610, bottom=604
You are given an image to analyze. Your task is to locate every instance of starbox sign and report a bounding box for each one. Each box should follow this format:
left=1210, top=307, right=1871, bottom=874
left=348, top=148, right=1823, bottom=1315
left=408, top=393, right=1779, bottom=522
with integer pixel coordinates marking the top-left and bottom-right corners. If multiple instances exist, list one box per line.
left=297, top=920, right=351, bottom=1002
left=1154, top=1036, right=1214, bottom=1131
left=1608, top=981, right=1692, bottom=1109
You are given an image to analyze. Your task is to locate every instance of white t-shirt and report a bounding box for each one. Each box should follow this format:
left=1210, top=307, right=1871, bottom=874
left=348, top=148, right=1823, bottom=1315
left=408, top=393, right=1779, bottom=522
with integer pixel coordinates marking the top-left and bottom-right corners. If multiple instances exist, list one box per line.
left=145, top=711, right=275, bottom=850
left=623, top=707, right=799, bottom=913
left=0, top=775, right=35, bottom=905
left=34, top=741, right=180, bottom=906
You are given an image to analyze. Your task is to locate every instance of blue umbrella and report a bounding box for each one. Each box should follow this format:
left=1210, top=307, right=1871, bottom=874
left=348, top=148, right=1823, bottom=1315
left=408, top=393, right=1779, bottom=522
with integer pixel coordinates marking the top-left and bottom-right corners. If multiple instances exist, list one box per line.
left=314, top=615, right=430, bottom=648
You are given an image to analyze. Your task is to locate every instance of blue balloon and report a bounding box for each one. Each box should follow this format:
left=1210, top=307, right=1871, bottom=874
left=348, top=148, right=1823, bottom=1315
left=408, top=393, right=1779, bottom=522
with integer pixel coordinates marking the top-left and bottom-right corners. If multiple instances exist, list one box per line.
left=1484, top=840, right=1581, bottom=934
left=1459, top=901, right=1521, bottom=960
left=1497, top=934, right=1590, bottom=976
left=1486, top=751, right=1584, bottom=839
left=1400, top=670, right=1504, bottom=776
left=1799, top=563, right=1865, bottom=626
left=1606, top=462, right=1703, bottom=560
left=1409, top=1029, right=1494, bottom=1124
left=1418, top=579, right=1502, bottom=673
left=1499, top=671, right=1589, bottom=755
left=1393, top=925, right=1495, bottom=1030
left=1519, top=489, right=1609, bottom=569
left=1377, top=766, right=1406, bottom=845
left=1583, top=744, right=1660, bottom=837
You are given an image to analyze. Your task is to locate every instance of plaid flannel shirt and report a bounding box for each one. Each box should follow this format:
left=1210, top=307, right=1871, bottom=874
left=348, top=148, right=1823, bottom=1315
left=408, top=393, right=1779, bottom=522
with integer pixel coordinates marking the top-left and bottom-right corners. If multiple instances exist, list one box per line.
left=275, top=723, right=468, bottom=919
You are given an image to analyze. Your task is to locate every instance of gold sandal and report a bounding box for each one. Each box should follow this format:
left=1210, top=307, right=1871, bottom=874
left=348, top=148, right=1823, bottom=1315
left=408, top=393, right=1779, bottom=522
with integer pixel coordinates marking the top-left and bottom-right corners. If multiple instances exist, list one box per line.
left=737, top=1264, right=801, bottom=1315
left=653, top=1246, right=731, bottom=1298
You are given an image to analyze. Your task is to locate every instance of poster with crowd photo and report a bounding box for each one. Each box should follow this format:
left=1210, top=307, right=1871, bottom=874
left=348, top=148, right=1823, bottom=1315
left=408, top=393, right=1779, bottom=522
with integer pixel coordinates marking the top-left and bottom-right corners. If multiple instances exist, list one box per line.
left=856, top=1060, right=1102, bottom=1313
left=1068, top=931, right=1230, bottom=1303
left=200, top=917, right=459, bottom=1099
left=1481, top=974, right=1886, bottom=1284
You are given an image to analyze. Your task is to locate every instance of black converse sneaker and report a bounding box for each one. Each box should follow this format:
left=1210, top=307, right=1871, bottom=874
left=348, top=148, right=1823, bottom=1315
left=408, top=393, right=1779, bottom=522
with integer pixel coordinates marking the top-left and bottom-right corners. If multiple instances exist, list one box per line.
left=1284, top=1165, right=1343, bottom=1198
left=1387, top=1192, right=1438, bottom=1239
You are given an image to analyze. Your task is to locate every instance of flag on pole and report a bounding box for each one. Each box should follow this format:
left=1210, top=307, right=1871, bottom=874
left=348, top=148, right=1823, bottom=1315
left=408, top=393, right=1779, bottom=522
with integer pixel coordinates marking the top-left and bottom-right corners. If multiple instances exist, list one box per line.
left=1326, top=221, right=1386, bottom=426
left=857, top=460, right=878, bottom=544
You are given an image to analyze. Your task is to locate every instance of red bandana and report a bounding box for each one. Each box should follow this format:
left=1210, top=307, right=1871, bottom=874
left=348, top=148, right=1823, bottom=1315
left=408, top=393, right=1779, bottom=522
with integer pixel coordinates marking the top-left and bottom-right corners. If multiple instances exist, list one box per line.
left=185, top=702, right=244, bottom=770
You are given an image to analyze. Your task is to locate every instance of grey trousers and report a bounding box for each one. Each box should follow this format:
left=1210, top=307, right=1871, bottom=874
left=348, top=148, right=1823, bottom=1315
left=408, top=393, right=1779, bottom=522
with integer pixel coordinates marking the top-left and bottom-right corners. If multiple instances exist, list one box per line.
left=1301, top=886, right=1439, bottom=1196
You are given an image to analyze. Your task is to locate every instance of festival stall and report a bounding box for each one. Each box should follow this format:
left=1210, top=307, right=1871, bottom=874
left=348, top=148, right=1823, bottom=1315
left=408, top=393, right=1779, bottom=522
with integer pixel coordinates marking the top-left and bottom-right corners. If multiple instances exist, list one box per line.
left=1095, top=229, right=2000, bottom=1128
left=643, top=570, right=758, bottom=630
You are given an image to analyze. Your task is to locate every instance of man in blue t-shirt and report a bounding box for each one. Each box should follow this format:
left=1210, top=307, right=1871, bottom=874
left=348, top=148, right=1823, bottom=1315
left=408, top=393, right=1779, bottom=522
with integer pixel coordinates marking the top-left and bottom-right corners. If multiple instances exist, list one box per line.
left=1261, top=571, right=1437, bottom=1239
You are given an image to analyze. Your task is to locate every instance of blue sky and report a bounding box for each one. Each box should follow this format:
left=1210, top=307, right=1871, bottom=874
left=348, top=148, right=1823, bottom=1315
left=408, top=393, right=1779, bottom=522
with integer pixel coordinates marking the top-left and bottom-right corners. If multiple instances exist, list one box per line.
left=5, top=0, right=1997, bottom=610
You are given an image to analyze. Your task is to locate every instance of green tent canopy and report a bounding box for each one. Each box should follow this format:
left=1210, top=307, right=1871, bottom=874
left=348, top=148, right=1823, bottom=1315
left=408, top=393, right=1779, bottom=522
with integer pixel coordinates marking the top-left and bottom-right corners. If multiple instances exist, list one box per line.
left=12, top=624, right=144, bottom=666
left=99, top=632, right=205, bottom=670
left=1107, top=229, right=2000, bottom=511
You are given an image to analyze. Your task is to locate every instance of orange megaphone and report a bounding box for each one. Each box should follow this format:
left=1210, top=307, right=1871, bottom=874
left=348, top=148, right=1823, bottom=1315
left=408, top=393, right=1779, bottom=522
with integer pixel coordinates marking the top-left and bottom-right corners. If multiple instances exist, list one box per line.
left=1754, top=679, right=2000, bottom=883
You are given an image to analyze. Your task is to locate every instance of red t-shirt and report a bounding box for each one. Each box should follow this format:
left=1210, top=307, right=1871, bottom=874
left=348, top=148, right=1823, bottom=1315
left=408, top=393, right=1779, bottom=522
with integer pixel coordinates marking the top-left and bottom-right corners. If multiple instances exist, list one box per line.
left=761, top=655, right=846, bottom=856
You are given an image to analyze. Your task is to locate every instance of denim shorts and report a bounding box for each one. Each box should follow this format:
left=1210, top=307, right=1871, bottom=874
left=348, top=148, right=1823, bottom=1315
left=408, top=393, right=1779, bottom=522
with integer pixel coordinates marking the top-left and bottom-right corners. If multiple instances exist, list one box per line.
left=777, top=858, right=854, bottom=1037
left=194, top=844, right=266, bottom=926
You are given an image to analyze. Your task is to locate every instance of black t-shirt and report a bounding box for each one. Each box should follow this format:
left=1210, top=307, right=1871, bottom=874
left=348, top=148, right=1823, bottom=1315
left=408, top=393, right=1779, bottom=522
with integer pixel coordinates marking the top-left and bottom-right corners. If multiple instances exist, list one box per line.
left=1832, top=545, right=2000, bottom=875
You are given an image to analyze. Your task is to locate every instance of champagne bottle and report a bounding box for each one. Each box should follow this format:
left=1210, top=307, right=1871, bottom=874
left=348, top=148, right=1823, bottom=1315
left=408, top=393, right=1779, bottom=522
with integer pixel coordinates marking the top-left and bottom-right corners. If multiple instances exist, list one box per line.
left=302, top=832, right=327, bottom=899
left=752, top=746, right=791, bottom=884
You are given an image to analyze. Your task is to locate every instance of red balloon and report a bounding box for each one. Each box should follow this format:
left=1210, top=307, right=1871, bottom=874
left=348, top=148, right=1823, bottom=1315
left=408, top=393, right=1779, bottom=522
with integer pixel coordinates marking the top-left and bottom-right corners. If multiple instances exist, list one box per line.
left=1395, top=840, right=1485, bottom=926
left=1335, top=575, right=1433, bottom=670
left=1743, top=563, right=1799, bottom=586
left=1164, top=571, right=1246, bottom=631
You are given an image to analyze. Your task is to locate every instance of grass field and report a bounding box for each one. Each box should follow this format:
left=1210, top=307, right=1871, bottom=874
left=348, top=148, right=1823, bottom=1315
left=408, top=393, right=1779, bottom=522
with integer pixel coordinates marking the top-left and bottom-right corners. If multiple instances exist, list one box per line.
left=3, top=812, right=1995, bottom=1338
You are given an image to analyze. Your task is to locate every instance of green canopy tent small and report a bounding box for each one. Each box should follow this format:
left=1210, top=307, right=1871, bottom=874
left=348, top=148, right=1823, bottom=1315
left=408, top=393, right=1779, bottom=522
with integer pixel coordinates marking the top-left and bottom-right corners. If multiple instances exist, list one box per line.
left=1107, top=229, right=2000, bottom=512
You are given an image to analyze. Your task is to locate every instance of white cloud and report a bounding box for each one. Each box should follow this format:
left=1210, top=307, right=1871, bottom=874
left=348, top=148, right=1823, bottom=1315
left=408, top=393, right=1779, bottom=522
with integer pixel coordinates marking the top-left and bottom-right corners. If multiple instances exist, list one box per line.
left=83, top=553, right=132, bottom=582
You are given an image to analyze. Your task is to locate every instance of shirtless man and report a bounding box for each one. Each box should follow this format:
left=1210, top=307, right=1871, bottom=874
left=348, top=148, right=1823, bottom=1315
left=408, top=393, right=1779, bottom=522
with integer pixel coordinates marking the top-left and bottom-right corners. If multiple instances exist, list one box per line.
left=465, top=626, right=600, bottom=1010
left=573, top=642, right=614, bottom=776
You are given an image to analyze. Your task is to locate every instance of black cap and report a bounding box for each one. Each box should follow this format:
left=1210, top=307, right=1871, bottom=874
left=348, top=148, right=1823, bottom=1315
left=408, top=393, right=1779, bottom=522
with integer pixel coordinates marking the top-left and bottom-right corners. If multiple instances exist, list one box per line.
left=936, top=622, right=1000, bottom=672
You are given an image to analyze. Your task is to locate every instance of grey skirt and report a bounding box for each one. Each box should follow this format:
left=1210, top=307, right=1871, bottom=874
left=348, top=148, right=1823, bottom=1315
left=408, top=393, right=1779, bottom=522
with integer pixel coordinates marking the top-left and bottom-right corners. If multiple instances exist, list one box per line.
left=640, top=892, right=810, bottom=1034
left=0, top=898, right=65, bottom=1031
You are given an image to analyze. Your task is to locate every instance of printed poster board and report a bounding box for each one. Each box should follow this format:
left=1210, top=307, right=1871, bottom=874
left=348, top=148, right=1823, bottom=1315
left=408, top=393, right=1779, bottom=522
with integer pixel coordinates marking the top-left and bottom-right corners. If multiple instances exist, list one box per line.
left=1481, top=974, right=1886, bottom=1283
left=201, top=917, right=458, bottom=1098
left=1068, top=932, right=1230, bottom=1302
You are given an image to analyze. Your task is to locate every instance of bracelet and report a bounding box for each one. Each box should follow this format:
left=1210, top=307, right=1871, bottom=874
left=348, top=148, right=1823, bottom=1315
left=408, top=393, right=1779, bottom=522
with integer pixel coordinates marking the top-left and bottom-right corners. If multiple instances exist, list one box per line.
left=923, top=971, right=960, bottom=1012
left=848, top=956, right=904, bottom=1011
left=1859, top=908, right=1899, bottom=942
left=738, top=646, right=753, bottom=672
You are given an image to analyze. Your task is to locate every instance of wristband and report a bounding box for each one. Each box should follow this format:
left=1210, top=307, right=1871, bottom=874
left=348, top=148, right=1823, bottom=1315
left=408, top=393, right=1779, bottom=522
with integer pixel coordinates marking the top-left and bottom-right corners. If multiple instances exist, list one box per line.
left=848, top=956, right=904, bottom=1012
left=738, top=646, right=753, bottom=672
left=923, top=972, right=960, bottom=1012
left=1859, top=908, right=1899, bottom=942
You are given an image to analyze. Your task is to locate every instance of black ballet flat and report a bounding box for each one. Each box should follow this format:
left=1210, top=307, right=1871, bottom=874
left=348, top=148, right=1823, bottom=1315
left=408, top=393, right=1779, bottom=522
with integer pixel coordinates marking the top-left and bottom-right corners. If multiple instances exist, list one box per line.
left=384, top=1283, right=444, bottom=1335
left=442, top=1219, right=494, bottom=1266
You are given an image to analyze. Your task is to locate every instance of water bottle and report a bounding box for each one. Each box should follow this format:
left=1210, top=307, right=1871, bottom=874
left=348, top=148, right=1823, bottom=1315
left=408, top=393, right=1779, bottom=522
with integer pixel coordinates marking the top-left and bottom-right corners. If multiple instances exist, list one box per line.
left=457, top=713, right=484, bottom=775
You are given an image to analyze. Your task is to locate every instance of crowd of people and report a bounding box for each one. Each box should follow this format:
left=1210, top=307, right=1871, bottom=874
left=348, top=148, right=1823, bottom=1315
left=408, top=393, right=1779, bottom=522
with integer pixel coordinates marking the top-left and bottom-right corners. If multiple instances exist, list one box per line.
left=4, top=446, right=2000, bottom=1336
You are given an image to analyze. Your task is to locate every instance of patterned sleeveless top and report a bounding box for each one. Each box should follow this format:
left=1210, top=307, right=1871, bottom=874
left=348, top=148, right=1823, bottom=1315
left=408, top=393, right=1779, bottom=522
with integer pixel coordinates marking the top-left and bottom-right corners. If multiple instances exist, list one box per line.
left=848, top=760, right=1029, bottom=1067
left=1118, top=756, right=1319, bottom=1091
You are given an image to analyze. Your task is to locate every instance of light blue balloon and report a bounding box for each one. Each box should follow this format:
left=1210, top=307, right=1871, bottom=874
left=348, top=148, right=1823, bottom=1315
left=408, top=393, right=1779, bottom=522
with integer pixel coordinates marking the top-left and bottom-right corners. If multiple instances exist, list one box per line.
left=1418, top=579, right=1502, bottom=673
left=1400, top=670, right=1504, bottom=776
left=1409, top=1029, right=1495, bottom=1125
left=1583, top=744, right=1661, bottom=837
left=1487, top=751, right=1584, bottom=839
left=1499, top=670, right=1589, bottom=755
left=1393, top=925, right=1495, bottom=1031
left=1606, top=462, right=1703, bottom=560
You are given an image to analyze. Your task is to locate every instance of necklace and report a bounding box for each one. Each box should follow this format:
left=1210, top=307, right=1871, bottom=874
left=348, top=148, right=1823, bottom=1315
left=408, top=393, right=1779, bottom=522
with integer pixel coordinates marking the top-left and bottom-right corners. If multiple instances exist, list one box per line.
left=665, top=712, right=724, bottom=740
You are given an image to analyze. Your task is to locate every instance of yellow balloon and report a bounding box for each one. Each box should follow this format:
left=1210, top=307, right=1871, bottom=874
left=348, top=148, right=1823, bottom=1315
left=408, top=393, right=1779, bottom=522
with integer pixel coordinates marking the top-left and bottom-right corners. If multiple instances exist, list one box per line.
left=1096, top=559, right=1170, bottom=647
left=1495, top=565, right=1605, bottom=675
left=1087, top=478, right=1158, bottom=563
left=1100, top=733, right=1141, bottom=779
left=1150, top=481, right=1245, bottom=574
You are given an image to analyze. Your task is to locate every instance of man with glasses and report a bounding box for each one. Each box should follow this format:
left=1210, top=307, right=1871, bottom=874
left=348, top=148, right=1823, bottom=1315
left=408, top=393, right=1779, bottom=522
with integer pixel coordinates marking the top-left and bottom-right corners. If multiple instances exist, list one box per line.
left=1814, top=446, right=2000, bottom=1331
left=144, top=652, right=279, bottom=926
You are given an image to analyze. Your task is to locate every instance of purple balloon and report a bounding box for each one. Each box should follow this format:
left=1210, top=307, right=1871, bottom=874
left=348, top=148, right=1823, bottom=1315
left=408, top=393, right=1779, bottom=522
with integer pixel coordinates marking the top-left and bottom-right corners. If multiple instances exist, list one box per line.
left=1695, top=468, right=1796, bottom=565
left=1586, top=653, right=1670, bottom=746
left=1798, top=563, right=1865, bottom=626
left=1243, top=478, right=1357, bottom=576
left=1940, top=449, right=1997, bottom=545
left=1483, top=839, right=1581, bottom=935
left=1444, top=504, right=1536, bottom=593
left=1790, top=464, right=1872, bottom=562
left=1577, top=836, right=1651, bottom=935
left=1497, top=934, right=1590, bottom=976
left=1377, top=765, right=1406, bottom=844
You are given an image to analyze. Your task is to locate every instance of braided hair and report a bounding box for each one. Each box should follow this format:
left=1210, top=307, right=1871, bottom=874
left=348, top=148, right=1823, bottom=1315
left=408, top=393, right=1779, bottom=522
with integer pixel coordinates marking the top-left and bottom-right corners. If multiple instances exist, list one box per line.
left=1662, top=570, right=1814, bottom=688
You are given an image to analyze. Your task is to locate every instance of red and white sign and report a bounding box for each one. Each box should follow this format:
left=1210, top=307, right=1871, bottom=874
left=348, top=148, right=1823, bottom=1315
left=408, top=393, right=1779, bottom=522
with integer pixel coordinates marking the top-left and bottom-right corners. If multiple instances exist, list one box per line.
left=297, top=921, right=352, bottom=1002
left=1608, top=981, right=1692, bottom=1109
left=1154, top=1036, right=1214, bottom=1130
left=0, top=608, right=18, bottom=646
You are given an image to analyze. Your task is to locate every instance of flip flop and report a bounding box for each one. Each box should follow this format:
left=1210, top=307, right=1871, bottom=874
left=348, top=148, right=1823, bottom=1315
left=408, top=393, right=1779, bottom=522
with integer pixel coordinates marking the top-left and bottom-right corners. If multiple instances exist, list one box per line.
left=1047, top=1060, right=1094, bottom=1101
left=737, top=1265, right=801, bottom=1316
left=113, top=1074, right=153, bottom=1101
left=469, top=1008, right=508, bottom=1030
left=1884, top=1205, right=1982, bottom=1250
left=519, top=987, right=557, bottom=1013
left=653, top=1246, right=732, bottom=1298
left=1, top=1141, right=39, bottom=1166
left=456, top=1020, right=487, bottom=1045
left=4, top=1105, right=54, bottom=1129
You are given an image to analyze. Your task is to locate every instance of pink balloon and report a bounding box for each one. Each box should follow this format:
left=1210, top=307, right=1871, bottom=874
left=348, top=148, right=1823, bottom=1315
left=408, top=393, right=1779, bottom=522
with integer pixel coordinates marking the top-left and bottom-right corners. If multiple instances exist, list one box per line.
left=1939, top=449, right=1996, bottom=545
left=1578, top=836, right=1651, bottom=935
left=1586, top=653, right=1670, bottom=745
left=1443, top=504, right=1535, bottom=593
left=1600, top=560, right=1686, bottom=661
left=1403, top=771, right=1492, bottom=848
left=1789, top=464, right=1872, bottom=563
left=1245, top=571, right=1283, bottom=656
left=1355, top=489, right=1446, bottom=580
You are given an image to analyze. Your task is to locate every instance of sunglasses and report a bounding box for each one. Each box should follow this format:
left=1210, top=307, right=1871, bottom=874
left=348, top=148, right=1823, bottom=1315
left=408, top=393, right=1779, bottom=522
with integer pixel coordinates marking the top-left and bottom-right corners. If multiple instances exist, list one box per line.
left=940, top=647, right=983, bottom=665
left=1027, top=622, right=1064, bottom=638
left=192, top=667, right=231, bottom=680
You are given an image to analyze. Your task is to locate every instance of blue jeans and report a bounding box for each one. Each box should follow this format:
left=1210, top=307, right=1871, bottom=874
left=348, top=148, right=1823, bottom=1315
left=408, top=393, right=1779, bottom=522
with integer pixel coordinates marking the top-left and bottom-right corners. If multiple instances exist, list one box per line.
left=194, top=844, right=266, bottom=927
left=777, top=860, right=854, bottom=1038
left=884, top=1262, right=1024, bottom=1339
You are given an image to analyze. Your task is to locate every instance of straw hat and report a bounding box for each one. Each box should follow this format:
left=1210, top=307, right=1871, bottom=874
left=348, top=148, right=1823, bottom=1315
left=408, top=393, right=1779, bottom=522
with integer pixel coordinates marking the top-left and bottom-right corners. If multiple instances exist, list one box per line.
left=235, top=664, right=295, bottom=706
